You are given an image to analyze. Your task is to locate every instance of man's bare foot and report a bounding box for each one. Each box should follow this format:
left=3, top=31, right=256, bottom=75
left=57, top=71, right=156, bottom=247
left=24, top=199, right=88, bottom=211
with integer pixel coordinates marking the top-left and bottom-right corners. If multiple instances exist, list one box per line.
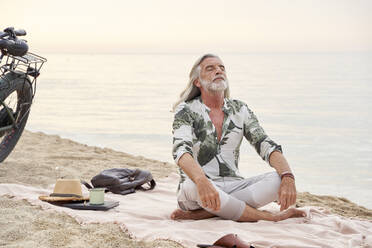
left=170, top=208, right=215, bottom=220
left=274, top=208, right=306, bottom=222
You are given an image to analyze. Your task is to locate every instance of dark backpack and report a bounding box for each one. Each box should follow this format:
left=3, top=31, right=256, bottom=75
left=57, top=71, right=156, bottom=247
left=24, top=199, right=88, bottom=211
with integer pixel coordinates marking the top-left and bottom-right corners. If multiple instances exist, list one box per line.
left=90, top=168, right=156, bottom=195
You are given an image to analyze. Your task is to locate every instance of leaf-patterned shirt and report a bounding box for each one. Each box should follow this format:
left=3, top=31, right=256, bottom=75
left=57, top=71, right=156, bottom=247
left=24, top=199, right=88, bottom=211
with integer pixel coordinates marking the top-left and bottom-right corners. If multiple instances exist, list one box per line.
left=172, top=96, right=282, bottom=184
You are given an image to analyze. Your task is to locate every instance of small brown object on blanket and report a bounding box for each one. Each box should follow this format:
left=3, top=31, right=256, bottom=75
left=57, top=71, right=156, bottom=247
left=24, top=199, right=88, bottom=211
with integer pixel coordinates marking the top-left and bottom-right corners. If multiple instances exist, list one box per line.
left=197, top=233, right=254, bottom=248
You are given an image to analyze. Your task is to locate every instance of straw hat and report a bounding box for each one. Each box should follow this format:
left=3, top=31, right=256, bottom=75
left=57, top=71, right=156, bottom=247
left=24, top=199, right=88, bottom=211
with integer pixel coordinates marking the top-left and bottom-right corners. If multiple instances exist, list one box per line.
left=39, top=179, right=89, bottom=202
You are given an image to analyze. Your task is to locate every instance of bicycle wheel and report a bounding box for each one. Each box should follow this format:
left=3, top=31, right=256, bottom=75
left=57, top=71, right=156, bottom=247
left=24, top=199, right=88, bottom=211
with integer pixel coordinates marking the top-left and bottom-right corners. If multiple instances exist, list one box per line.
left=0, top=72, right=32, bottom=162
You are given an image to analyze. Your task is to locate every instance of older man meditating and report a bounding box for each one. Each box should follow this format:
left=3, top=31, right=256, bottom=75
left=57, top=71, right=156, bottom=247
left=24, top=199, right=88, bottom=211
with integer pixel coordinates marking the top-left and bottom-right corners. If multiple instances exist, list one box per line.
left=171, top=54, right=305, bottom=222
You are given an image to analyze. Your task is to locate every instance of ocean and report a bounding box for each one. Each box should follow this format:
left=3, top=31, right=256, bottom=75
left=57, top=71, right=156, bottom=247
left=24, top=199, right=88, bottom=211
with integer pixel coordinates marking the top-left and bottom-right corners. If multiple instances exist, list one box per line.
left=26, top=52, right=372, bottom=208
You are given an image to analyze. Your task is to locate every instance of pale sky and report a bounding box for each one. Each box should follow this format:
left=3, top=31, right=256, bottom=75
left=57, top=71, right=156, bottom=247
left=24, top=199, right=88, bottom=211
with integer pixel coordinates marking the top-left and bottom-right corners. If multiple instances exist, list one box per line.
left=2, top=0, right=371, bottom=53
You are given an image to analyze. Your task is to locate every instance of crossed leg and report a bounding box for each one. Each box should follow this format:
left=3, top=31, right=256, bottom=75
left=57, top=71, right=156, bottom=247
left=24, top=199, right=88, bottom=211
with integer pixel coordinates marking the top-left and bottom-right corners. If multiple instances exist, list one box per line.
left=171, top=172, right=305, bottom=222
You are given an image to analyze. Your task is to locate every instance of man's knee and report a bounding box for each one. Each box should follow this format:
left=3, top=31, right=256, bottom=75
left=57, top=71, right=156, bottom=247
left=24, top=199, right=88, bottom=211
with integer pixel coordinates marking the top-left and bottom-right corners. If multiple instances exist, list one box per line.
left=251, top=172, right=281, bottom=207
left=258, top=172, right=281, bottom=196
left=181, top=178, right=199, bottom=200
left=232, top=172, right=281, bottom=208
left=176, top=179, right=201, bottom=211
left=266, top=171, right=281, bottom=188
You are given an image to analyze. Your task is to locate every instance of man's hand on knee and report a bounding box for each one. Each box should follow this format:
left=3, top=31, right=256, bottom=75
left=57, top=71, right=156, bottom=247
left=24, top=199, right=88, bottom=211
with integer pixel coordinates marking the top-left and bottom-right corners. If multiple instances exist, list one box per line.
left=195, top=177, right=221, bottom=211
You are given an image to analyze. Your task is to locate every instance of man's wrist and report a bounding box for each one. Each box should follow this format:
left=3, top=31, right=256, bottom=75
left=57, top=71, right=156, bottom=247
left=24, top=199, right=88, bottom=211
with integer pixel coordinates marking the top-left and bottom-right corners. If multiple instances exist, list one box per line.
left=194, top=174, right=208, bottom=185
left=280, top=171, right=295, bottom=181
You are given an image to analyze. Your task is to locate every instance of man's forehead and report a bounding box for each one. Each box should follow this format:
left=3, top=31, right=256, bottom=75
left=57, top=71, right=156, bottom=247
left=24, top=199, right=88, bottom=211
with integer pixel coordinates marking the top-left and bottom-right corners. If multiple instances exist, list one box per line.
left=200, top=57, right=224, bottom=68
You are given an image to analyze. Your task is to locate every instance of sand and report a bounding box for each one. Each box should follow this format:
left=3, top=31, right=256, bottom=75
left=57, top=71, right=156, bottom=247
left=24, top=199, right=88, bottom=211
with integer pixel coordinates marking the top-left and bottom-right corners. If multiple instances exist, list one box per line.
left=0, top=130, right=371, bottom=248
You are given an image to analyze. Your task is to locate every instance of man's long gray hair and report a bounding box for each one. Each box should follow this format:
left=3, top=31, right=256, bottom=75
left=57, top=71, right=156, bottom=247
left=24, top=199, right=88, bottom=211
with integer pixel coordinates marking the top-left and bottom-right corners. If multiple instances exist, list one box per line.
left=172, top=54, right=230, bottom=112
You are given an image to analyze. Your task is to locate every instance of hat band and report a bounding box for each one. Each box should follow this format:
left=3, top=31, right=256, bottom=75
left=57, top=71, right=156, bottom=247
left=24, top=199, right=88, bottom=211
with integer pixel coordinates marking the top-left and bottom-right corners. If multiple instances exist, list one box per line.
left=50, top=193, right=83, bottom=198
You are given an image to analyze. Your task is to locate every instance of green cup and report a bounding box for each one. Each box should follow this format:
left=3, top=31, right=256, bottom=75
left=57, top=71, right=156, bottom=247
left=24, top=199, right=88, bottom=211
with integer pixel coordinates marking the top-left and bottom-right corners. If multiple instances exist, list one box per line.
left=89, top=188, right=105, bottom=205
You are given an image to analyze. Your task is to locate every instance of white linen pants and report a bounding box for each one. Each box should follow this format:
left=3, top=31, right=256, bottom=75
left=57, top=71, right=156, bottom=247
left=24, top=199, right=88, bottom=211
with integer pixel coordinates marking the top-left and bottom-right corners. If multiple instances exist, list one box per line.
left=176, top=172, right=281, bottom=221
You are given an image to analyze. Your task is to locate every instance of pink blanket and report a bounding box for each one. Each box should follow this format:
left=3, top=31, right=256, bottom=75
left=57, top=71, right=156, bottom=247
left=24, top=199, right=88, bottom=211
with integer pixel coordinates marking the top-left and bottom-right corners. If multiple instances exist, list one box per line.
left=1, top=173, right=371, bottom=248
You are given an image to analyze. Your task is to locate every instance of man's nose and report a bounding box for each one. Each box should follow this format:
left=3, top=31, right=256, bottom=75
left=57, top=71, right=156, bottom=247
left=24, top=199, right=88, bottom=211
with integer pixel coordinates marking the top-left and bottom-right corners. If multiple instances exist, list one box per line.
left=215, top=67, right=224, bottom=75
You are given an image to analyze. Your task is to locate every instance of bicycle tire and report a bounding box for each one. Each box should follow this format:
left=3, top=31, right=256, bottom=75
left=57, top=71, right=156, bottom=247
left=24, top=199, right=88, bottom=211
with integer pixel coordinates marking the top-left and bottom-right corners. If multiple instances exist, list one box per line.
left=0, top=72, right=32, bottom=162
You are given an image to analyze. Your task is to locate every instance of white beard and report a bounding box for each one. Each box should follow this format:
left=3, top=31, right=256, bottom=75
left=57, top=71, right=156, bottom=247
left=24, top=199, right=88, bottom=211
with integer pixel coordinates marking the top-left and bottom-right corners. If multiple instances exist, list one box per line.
left=200, top=78, right=228, bottom=93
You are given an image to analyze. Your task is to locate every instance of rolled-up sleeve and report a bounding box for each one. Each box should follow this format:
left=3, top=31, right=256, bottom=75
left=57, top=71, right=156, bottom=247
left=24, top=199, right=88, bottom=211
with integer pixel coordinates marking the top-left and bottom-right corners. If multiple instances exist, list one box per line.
left=243, top=105, right=282, bottom=164
left=172, top=103, right=194, bottom=164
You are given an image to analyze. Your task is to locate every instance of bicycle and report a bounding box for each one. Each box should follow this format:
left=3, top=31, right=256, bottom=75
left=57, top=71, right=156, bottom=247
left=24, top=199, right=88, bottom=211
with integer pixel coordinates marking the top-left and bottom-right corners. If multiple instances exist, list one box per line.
left=0, top=27, right=46, bottom=162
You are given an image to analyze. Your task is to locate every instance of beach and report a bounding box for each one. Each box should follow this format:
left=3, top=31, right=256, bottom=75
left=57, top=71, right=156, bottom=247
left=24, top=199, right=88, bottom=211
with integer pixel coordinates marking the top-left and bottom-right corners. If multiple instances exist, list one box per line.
left=0, top=130, right=371, bottom=248
left=1, top=0, right=371, bottom=246
left=28, top=52, right=372, bottom=209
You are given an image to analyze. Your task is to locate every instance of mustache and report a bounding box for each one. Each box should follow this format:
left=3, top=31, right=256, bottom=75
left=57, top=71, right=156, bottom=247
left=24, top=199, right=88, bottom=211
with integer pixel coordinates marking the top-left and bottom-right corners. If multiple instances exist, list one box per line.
left=213, top=75, right=226, bottom=82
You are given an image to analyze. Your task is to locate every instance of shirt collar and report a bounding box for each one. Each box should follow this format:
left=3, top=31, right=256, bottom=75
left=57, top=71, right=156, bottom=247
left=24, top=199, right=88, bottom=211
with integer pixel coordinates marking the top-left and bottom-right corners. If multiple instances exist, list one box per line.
left=222, top=98, right=232, bottom=115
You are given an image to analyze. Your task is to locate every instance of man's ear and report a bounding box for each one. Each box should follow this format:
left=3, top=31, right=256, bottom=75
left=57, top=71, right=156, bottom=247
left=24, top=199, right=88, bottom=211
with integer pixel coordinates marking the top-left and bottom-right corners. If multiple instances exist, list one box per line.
left=194, top=78, right=201, bottom=88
